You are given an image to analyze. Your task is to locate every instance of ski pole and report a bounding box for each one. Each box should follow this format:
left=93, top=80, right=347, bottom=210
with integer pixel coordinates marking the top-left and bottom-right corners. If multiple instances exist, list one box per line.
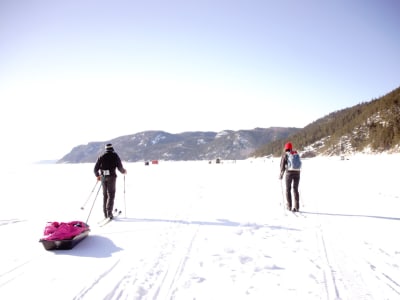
left=85, top=182, right=102, bottom=224
left=81, top=181, right=99, bottom=210
left=280, top=178, right=286, bottom=214
left=124, top=175, right=126, bottom=218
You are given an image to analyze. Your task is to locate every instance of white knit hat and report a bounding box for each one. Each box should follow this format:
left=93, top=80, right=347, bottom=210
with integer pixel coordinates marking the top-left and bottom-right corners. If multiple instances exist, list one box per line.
left=105, top=143, right=114, bottom=151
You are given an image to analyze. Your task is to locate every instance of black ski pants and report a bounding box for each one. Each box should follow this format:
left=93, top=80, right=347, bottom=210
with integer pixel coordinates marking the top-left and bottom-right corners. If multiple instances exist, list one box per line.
left=285, top=171, right=300, bottom=210
left=101, top=175, right=117, bottom=218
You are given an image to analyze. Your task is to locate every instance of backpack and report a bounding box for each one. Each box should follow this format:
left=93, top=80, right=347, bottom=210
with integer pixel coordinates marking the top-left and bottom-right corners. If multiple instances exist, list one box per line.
left=287, top=151, right=301, bottom=171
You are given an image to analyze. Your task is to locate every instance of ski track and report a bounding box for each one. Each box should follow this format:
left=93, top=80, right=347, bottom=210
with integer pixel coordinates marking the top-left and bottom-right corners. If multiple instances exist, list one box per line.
left=0, top=218, right=26, bottom=226
left=309, top=210, right=400, bottom=300
left=134, top=195, right=200, bottom=299
left=73, top=259, right=122, bottom=300
left=72, top=183, right=202, bottom=300
left=0, top=259, right=37, bottom=288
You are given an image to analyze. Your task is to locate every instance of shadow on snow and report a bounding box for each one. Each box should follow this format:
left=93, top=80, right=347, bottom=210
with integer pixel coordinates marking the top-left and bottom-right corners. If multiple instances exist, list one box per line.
left=113, top=217, right=299, bottom=232
left=301, top=211, right=400, bottom=221
left=51, top=235, right=123, bottom=258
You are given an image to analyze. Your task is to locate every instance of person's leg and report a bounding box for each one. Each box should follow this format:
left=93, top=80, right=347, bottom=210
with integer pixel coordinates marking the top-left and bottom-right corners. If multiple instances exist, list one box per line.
left=293, top=172, right=300, bottom=210
left=285, top=173, right=292, bottom=210
left=102, top=180, right=108, bottom=218
left=105, top=176, right=117, bottom=218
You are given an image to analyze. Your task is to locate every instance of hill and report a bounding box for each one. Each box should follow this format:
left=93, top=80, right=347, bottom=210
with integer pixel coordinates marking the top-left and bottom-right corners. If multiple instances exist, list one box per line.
left=58, top=127, right=299, bottom=163
left=59, top=86, right=400, bottom=162
left=253, top=86, right=400, bottom=157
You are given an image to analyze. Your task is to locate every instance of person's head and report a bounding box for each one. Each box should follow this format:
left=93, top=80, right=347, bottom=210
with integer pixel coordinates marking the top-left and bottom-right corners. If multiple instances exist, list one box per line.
left=105, top=143, right=114, bottom=152
left=284, top=142, right=293, bottom=152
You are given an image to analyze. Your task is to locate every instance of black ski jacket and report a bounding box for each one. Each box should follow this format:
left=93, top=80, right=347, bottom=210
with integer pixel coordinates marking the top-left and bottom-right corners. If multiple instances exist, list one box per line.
left=94, top=151, right=126, bottom=177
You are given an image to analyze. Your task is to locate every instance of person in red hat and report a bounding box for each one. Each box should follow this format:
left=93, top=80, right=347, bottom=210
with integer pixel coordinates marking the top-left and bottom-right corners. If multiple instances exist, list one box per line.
left=279, top=142, right=302, bottom=211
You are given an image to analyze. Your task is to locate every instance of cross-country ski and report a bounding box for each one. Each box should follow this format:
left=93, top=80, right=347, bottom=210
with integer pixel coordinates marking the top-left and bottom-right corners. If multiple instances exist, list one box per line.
left=98, top=209, right=122, bottom=227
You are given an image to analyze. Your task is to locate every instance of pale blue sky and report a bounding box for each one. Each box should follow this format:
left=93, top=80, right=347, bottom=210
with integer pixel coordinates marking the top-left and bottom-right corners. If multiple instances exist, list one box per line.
left=1, top=0, right=399, bottom=162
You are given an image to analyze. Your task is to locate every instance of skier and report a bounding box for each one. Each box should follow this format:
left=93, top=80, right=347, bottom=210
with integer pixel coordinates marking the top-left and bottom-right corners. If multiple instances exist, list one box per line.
left=279, top=142, right=302, bottom=212
left=94, top=143, right=127, bottom=219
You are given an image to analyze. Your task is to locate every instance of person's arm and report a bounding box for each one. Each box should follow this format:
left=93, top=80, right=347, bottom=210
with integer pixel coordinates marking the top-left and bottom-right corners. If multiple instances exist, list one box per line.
left=94, top=156, right=102, bottom=180
left=115, top=154, right=127, bottom=174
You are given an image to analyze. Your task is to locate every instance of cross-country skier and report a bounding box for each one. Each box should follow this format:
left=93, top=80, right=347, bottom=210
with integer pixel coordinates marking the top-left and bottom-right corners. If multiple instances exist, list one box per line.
left=279, top=142, right=302, bottom=212
left=94, top=143, right=127, bottom=219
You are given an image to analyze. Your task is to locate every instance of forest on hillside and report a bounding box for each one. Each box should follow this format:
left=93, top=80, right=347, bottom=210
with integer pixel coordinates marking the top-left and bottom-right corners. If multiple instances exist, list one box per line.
left=253, top=86, right=400, bottom=157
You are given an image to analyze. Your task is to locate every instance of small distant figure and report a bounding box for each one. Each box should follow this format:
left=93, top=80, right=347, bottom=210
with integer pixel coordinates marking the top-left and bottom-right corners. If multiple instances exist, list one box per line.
left=94, top=143, right=127, bottom=219
left=279, top=142, right=302, bottom=212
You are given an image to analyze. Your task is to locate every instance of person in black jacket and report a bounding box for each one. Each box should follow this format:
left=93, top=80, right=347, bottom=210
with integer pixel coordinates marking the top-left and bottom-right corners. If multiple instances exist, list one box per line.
left=279, top=142, right=301, bottom=212
left=94, top=143, right=127, bottom=219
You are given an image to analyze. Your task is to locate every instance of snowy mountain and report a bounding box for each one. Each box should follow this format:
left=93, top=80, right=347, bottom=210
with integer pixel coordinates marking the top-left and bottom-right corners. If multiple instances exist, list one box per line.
left=59, top=86, right=400, bottom=163
left=58, top=127, right=299, bottom=163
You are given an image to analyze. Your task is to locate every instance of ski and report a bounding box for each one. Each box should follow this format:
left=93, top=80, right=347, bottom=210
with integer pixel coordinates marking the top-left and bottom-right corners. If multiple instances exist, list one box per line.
left=299, top=212, right=307, bottom=218
left=98, top=217, right=109, bottom=225
left=292, top=211, right=306, bottom=218
left=284, top=210, right=296, bottom=217
left=99, top=209, right=122, bottom=227
left=99, top=218, right=112, bottom=227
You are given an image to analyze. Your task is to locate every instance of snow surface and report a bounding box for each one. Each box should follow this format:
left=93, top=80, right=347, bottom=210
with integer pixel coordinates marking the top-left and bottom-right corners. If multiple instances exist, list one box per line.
left=1, top=155, right=399, bottom=300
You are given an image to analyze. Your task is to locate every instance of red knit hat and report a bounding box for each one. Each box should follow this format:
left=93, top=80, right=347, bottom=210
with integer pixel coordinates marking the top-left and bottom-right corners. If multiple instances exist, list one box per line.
left=284, top=142, right=293, bottom=151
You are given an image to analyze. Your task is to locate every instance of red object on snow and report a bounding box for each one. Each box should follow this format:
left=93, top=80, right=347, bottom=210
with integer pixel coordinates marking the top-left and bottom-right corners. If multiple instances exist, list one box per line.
left=42, top=221, right=89, bottom=240
left=39, top=221, right=90, bottom=250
